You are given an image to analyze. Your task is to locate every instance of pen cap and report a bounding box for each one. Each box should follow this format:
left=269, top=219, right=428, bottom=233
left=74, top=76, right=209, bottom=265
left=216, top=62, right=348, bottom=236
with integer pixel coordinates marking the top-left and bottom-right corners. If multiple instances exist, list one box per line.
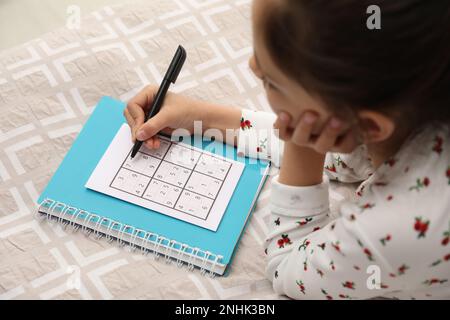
left=164, top=45, right=186, bottom=84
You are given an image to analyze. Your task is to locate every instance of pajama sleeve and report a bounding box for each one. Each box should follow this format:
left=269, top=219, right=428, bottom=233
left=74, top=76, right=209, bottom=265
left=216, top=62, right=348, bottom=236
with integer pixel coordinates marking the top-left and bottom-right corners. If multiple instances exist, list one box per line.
left=237, top=108, right=284, bottom=167
left=265, top=176, right=392, bottom=299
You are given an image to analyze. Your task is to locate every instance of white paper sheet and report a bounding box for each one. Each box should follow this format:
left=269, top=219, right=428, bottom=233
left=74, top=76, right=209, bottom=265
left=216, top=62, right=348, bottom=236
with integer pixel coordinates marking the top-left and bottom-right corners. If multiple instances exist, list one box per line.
left=86, top=124, right=245, bottom=231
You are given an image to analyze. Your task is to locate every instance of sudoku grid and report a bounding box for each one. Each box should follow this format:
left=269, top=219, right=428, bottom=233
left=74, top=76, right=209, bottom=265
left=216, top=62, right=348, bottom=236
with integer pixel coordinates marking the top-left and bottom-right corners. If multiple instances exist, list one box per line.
left=109, top=137, right=232, bottom=220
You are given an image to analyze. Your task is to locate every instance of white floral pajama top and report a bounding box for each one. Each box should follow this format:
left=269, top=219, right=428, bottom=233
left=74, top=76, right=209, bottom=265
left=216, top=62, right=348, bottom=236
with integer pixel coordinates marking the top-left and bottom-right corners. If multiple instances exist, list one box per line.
left=237, top=109, right=450, bottom=300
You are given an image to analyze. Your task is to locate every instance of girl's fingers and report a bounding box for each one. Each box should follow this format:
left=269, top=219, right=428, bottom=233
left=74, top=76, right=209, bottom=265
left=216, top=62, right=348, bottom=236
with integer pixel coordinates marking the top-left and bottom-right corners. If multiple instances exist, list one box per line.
left=144, top=136, right=161, bottom=150
left=291, top=112, right=318, bottom=146
left=126, top=85, right=158, bottom=140
left=136, top=110, right=173, bottom=141
left=313, top=117, right=344, bottom=154
left=273, top=112, right=292, bottom=141
left=124, top=109, right=136, bottom=141
left=127, top=102, right=146, bottom=138
left=144, top=137, right=155, bottom=149
left=153, top=137, right=161, bottom=149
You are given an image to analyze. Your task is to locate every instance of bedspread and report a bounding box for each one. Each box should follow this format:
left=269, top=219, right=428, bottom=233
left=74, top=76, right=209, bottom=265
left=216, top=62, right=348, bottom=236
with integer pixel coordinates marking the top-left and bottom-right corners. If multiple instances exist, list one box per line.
left=0, top=0, right=355, bottom=300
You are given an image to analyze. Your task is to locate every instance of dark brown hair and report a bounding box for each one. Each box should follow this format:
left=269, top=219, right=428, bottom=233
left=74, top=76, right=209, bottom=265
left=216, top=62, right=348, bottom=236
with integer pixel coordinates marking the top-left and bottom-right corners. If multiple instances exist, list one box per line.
left=264, top=0, right=450, bottom=125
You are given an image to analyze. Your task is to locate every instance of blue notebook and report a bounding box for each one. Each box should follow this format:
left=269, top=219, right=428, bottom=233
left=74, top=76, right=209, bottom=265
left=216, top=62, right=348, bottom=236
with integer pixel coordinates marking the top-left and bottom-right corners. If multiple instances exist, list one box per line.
left=37, top=96, right=270, bottom=276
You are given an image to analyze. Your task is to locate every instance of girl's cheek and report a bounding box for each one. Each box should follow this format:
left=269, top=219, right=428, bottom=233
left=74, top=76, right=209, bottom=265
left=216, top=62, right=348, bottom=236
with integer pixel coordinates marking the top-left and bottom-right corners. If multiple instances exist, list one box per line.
left=266, top=90, right=291, bottom=115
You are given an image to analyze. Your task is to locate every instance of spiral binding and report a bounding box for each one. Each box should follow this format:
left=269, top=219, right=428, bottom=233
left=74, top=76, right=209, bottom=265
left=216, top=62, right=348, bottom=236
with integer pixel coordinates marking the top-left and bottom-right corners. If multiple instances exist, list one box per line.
left=37, top=198, right=223, bottom=277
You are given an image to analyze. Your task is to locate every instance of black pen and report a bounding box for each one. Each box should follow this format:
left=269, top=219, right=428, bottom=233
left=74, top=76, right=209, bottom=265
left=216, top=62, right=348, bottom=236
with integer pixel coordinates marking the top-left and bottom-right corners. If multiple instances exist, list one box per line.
left=130, top=45, right=186, bottom=159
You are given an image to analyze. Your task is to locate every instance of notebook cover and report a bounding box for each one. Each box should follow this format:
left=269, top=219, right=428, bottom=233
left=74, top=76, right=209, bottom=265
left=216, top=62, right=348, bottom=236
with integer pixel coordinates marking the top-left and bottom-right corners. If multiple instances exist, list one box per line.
left=37, top=96, right=269, bottom=266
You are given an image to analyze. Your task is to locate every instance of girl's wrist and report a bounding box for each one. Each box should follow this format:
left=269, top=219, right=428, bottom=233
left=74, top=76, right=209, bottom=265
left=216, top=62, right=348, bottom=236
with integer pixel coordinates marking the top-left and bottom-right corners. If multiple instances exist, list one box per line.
left=278, top=142, right=325, bottom=186
left=203, top=103, right=241, bottom=131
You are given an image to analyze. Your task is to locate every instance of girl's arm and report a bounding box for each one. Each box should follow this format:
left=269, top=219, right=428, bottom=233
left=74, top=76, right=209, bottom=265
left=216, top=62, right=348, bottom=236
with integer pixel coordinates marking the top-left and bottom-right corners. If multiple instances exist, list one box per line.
left=125, top=86, right=369, bottom=174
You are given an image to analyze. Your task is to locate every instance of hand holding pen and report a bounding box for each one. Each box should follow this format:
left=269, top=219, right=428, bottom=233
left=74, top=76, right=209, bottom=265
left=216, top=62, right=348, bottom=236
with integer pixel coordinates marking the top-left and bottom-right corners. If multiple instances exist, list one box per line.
left=129, top=45, right=186, bottom=159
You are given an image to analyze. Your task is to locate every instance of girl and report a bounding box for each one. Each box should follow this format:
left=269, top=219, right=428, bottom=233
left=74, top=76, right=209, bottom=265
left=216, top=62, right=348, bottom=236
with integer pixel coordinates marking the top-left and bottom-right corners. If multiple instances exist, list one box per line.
left=124, top=0, right=450, bottom=299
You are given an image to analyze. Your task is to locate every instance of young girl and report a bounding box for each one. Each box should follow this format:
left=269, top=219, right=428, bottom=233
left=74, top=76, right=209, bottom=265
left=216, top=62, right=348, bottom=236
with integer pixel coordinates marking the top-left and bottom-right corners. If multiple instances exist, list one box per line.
left=124, top=0, right=450, bottom=299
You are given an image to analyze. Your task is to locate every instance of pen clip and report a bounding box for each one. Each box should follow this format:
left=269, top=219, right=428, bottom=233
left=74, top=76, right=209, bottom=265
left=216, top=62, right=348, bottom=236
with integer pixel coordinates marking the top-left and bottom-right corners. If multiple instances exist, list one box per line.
left=165, top=45, right=187, bottom=84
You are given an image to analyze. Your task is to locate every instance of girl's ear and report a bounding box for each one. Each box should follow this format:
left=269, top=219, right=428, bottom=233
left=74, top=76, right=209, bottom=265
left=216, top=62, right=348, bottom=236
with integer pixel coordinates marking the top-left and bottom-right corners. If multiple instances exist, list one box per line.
left=357, top=110, right=396, bottom=143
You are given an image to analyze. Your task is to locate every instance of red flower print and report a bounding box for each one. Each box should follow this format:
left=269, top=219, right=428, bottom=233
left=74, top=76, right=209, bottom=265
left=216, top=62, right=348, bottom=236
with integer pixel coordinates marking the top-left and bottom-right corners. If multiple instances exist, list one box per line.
left=277, top=239, right=284, bottom=248
left=256, top=138, right=267, bottom=153
left=389, top=273, right=396, bottom=278
left=423, top=278, right=448, bottom=286
left=297, top=217, right=313, bottom=226
left=277, top=234, right=292, bottom=248
left=444, top=254, right=450, bottom=261
left=356, top=185, right=365, bottom=197
left=313, top=227, right=321, bottom=232
left=330, top=260, right=335, bottom=271
left=296, top=280, right=306, bottom=294
left=360, top=203, right=375, bottom=210
left=409, top=177, right=431, bottom=191
left=354, top=265, right=361, bottom=271
left=342, top=281, right=355, bottom=290
left=442, top=224, right=450, bottom=245
left=317, top=269, right=324, bottom=278
left=414, top=217, right=430, bottom=238
left=398, top=264, right=409, bottom=275
left=303, top=259, right=308, bottom=271
left=445, top=166, right=450, bottom=185
left=357, top=239, right=375, bottom=261
left=240, top=118, right=252, bottom=130
left=298, top=239, right=310, bottom=251
left=387, top=195, right=393, bottom=201
left=325, top=164, right=337, bottom=173
left=321, top=289, right=333, bottom=300
left=381, top=283, right=389, bottom=289
left=432, top=136, right=443, bottom=155
left=364, top=248, right=373, bottom=258
left=443, top=237, right=449, bottom=246
left=339, top=294, right=353, bottom=299
left=335, top=156, right=348, bottom=169
left=332, top=241, right=345, bottom=256
left=380, top=234, right=392, bottom=246
left=385, top=158, right=397, bottom=167
left=348, top=214, right=356, bottom=221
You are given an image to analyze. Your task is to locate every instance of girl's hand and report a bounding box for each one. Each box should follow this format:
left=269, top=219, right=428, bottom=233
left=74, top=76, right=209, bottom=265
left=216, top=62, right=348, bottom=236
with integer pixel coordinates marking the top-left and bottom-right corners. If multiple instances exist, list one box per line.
left=124, top=85, right=204, bottom=149
left=124, top=85, right=243, bottom=149
left=273, top=111, right=361, bottom=154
